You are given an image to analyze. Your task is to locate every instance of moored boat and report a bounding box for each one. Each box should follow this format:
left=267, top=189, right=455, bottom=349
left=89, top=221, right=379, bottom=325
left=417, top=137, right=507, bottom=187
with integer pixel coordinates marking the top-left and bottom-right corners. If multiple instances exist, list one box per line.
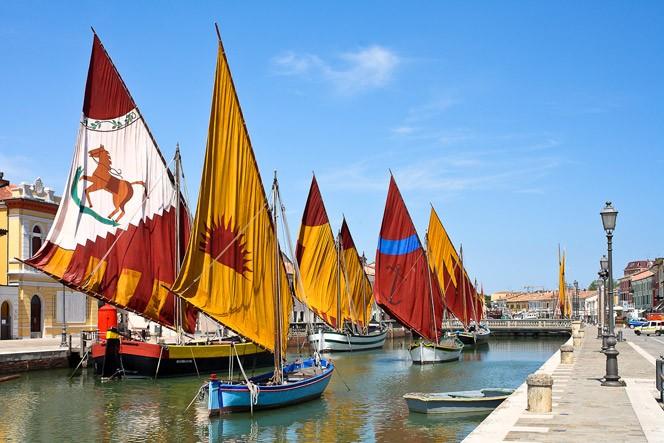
left=297, top=177, right=383, bottom=352
left=409, top=337, right=463, bottom=364
left=209, top=357, right=334, bottom=414
left=91, top=339, right=271, bottom=378
left=403, top=388, right=514, bottom=414
left=170, top=24, right=333, bottom=414
left=308, top=325, right=388, bottom=352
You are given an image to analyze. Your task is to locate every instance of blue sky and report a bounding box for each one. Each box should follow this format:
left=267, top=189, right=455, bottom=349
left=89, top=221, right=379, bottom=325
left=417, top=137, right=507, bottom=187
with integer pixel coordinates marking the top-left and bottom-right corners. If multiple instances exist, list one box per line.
left=1, top=2, right=663, bottom=293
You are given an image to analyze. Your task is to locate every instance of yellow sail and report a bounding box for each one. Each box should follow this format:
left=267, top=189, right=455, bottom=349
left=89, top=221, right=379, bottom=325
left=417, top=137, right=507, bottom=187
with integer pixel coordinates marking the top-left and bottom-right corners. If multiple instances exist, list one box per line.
left=171, top=41, right=291, bottom=355
left=295, top=176, right=347, bottom=328
left=339, top=218, right=373, bottom=328
left=427, top=207, right=460, bottom=292
left=558, top=249, right=568, bottom=318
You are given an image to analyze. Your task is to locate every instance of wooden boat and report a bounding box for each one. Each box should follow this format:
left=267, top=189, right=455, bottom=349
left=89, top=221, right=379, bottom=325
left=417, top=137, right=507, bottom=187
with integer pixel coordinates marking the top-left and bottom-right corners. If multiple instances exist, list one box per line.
left=169, top=24, right=333, bottom=414
left=456, top=324, right=491, bottom=347
left=208, top=356, right=334, bottom=413
left=296, top=176, right=384, bottom=352
left=308, top=325, right=388, bottom=352
left=409, top=337, right=463, bottom=364
left=24, top=31, right=269, bottom=378
left=404, top=388, right=514, bottom=414
left=374, top=176, right=463, bottom=363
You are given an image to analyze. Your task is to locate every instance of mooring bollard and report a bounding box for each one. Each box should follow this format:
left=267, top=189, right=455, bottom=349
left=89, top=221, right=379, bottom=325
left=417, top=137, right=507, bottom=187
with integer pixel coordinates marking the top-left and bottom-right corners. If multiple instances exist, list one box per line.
left=573, top=334, right=582, bottom=348
left=527, top=373, right=553, bottom=413
left=560, top=344, right=574, bottom=364
left=571, top=320, right=581, bottom=336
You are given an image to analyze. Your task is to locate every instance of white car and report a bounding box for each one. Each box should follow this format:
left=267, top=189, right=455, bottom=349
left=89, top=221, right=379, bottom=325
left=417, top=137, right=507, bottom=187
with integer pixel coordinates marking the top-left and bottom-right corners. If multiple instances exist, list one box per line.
left=634, top=320, right=664, bottom=336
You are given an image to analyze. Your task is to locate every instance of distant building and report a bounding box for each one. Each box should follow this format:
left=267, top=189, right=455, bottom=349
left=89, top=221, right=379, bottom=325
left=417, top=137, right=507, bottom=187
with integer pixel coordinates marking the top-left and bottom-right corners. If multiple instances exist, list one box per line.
left=0, top=177, right=97, bottom=339
left=618, top=260, right=652, bottom=306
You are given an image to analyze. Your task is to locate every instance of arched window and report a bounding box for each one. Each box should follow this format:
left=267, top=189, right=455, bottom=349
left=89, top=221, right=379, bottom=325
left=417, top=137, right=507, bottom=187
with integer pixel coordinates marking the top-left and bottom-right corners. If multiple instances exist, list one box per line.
left=31, top=225, right=42, bottom=256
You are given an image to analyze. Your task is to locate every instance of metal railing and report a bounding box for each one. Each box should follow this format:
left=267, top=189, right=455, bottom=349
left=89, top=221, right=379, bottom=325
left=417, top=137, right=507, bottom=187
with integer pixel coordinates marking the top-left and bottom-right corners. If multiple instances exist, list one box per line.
left=441, top=319, right=572, bottom=330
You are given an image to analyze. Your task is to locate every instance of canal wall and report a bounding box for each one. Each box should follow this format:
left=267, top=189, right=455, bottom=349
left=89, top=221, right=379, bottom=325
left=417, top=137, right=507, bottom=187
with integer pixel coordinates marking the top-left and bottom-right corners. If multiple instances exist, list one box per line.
left=0, top=349, right=70, bottom=374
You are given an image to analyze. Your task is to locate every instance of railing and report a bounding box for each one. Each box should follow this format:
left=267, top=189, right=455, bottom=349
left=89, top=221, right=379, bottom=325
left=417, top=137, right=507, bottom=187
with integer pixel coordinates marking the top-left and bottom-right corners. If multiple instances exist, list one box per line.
left=442, top=319, right=572, bottom=331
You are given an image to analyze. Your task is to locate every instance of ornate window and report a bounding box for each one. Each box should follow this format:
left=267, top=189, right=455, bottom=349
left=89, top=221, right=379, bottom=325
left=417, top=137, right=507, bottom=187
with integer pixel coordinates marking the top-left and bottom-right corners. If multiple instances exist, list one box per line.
left=31, top=225, right=43, bottom=256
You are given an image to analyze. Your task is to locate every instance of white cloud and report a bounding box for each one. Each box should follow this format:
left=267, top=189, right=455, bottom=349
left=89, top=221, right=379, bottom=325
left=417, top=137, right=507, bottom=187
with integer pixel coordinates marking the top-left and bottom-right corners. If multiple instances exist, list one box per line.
left=272, top=45, right=400, bottom=95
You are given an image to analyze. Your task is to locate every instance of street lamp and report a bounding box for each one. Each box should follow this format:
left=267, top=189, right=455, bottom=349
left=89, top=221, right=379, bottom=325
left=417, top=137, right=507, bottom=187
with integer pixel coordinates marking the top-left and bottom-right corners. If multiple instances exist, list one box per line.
left=598, top=255, right=609, bottom=343
left=600, top=201, right=624, bottom=386
left=60, top=284, right=68, bottom=347
left=573, top=280, right=579, bottom=320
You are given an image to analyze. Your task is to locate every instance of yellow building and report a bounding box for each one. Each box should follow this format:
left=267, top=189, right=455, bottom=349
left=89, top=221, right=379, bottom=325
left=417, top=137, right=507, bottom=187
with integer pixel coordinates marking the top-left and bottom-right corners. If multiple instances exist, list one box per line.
left=0, top=177, right=97, bottom=339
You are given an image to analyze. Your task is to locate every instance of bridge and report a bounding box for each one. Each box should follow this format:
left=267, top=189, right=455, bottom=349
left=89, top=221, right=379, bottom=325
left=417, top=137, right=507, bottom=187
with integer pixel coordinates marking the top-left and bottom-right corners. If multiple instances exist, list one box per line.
left=441, top=319, right=572, bottom=336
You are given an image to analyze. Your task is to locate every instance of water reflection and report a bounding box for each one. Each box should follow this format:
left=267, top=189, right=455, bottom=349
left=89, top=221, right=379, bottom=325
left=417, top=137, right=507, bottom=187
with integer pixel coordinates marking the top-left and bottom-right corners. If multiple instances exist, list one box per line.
left=0, top=337, right=564, bottom=442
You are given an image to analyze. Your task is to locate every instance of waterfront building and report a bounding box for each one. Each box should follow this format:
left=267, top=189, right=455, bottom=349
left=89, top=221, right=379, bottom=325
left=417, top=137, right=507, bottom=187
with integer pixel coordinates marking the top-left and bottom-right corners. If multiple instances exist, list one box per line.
left=651, top=258, right=664, bottom=311
left=618, top=260, right=651, bottom=306
left=631, top=270, right=655, bottom=313
left=0, top=177, right=97, bottom=339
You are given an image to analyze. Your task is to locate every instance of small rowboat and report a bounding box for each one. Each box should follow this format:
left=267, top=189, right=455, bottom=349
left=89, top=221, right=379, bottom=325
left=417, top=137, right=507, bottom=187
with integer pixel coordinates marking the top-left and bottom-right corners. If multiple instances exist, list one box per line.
left=404, top=388, right=514, bottom=414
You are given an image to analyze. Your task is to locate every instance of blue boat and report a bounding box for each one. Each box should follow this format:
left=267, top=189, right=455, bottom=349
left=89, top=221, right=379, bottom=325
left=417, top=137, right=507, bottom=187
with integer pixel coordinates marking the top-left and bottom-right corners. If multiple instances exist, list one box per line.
left=208, top=357, right=334, bottom=414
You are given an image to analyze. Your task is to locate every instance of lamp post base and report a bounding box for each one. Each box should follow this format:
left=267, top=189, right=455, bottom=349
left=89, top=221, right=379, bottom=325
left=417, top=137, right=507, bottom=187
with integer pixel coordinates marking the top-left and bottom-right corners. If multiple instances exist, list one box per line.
left=60, top=329, right=68, bottom=348
left=602, top=335, right=624, bottom=387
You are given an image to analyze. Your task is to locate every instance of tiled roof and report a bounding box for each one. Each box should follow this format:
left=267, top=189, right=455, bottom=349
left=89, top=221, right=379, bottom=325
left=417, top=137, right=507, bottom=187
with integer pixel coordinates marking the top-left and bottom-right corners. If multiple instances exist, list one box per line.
left=631, top=270, right=654, bottom=281
left=0, top=184, right=16, bottom=200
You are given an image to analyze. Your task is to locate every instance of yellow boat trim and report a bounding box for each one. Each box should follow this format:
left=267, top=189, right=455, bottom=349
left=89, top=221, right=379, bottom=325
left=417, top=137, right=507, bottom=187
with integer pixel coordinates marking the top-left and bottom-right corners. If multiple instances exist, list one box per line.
left=167, top=341, right=265, bottom=359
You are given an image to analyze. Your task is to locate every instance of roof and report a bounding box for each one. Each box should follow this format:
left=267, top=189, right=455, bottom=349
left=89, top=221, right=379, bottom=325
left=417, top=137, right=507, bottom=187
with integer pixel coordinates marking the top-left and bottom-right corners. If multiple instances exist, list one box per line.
left=0, top=184, right=16, bottom=200
left=631, top=270, right=654, bottom=282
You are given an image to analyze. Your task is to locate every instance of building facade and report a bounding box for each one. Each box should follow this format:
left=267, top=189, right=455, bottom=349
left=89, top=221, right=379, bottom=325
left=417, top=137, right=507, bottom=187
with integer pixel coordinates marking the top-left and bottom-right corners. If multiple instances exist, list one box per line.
left=0, top=177, right=97, bottom=339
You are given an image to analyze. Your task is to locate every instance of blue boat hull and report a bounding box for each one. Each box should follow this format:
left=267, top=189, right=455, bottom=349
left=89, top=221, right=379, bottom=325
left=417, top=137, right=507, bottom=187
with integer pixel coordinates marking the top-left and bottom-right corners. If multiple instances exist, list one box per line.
left=208, top=357, right=334, bottom=414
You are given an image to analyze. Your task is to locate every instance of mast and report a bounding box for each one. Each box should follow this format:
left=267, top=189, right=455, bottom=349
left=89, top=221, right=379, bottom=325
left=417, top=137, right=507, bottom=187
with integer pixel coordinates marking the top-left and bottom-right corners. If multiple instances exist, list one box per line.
left=460, top=244, right=467, bottom=327
left=361, top=252, right=368, bottom=334
left=174, top=143, right=183, bottom=344
left=336, top=231, right=342, bottom=332
left=272, top=171, right=283, bottom=384
left=424, top=231, right=439, bottom=342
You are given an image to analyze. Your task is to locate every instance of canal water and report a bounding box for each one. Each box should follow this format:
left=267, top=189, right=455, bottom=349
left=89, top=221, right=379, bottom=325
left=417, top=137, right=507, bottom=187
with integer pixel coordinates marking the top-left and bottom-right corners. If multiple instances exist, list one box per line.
left=0, top=337, right=563, bottom=442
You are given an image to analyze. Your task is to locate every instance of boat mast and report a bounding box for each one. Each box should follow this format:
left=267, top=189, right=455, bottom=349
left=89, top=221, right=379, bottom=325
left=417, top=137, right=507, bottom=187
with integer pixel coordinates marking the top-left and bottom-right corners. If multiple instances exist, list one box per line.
left=460, top=244, right=467, bottom=328
left=336, top=230, right=342, bottom=332
left=272, top=171, right=283, bottom=384
left=361, top=252, right=368, bottom=334
left=424, top=231, right=439, bottom=343
left=174, top=143, right=183, bottom=344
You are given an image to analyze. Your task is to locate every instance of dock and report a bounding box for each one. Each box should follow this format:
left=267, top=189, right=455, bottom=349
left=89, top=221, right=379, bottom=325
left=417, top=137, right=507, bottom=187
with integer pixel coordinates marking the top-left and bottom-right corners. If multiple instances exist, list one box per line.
left=464, top=326, right=664, bottom=442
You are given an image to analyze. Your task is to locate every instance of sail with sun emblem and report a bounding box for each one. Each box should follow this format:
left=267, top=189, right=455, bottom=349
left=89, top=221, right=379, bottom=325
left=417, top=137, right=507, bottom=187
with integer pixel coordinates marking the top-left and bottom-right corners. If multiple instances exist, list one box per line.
left=26, top=31, right=196, bottom=332
left=171, top=29, right=291, bottom=356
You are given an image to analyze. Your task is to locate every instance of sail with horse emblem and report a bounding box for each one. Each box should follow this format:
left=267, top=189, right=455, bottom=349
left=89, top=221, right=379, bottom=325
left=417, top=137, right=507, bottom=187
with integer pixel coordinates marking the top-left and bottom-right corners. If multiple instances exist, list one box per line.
left=26, top=32, right=198, bottom=331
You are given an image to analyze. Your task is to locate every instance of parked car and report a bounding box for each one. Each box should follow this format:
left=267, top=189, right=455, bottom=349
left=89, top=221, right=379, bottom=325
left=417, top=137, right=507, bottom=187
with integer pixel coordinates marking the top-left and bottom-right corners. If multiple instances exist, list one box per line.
left=634, top=320, right=664, bottom=336
left=628, top=318, right=648, bottom=329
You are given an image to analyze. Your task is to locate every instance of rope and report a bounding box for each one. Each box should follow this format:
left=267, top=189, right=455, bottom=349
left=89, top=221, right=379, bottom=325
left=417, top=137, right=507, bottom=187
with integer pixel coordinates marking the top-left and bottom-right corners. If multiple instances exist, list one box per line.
left=184, top=383, right=206, bottom=412
left=233, top=343, right=260, bottom=415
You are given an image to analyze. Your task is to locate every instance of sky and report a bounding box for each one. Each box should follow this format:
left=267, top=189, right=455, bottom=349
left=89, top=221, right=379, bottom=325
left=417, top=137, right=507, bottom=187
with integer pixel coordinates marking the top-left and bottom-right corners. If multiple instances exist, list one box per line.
left=1, top=2, right=663, bottom=293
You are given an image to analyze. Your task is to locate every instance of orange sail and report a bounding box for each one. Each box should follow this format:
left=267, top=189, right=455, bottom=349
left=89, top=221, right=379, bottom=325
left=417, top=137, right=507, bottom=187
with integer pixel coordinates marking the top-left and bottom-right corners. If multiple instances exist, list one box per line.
left=340, top=218, right=374, bottom=328
left=171, top=37, right=291, bottom=354
left=295, top=176, right=346, bottom=328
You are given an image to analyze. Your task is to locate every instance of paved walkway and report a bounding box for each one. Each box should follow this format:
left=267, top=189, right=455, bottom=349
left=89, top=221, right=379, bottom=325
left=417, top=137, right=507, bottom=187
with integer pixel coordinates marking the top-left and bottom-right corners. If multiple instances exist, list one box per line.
left=465, top=326, right=664, bottom=443
left=0, top=337, right=65, bottom=354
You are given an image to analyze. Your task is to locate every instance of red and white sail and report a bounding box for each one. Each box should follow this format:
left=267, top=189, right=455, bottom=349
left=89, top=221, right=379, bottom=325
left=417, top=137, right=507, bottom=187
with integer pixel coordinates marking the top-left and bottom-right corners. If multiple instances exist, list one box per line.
left=27, top=32, right=196, bottom=332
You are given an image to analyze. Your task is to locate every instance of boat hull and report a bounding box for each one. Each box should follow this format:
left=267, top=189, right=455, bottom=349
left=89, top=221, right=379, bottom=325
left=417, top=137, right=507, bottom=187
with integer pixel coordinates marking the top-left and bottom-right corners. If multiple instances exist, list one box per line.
left=209, top=357, right=334, bottom=414
left=307, top=327, right=387, bottom=352
left=91, top=340, right=272, bottom=378
left=409, top=340, right=463, bottom=364
left=456, top=327, right=491, bottom=347
left=404, top=388, right=513, bottom=414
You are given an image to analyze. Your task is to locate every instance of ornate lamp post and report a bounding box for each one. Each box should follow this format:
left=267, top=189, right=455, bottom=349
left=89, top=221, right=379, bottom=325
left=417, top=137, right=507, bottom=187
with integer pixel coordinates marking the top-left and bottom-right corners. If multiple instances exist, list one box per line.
left=573, top=280, right=579, bottom=320
left=60, top=284, right=68, bottom=347
left=600, top=201, right=623, bottom=386
left=599, top=255, right=609, bottom=343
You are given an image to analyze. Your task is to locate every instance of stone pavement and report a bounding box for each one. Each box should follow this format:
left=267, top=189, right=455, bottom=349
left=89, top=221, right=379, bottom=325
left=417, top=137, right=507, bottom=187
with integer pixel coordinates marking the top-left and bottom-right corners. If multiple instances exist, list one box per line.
left=0, top=337, right=64, bottom=354
left=464, top=325, right=664, bottom=443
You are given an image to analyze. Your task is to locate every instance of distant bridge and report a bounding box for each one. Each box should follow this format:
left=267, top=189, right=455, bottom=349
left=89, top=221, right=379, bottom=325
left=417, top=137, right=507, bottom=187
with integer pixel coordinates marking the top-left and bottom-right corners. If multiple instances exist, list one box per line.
left=442, top=319, right=572, bottom=336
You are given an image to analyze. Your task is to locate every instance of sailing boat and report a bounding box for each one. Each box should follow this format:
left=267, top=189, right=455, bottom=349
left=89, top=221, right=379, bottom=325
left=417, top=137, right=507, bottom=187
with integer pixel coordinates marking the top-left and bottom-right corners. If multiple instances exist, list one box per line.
left=296, top=176, right=387, bottom=352
left=25, top=31, right=270, bottom=378
left=427, top=207, right=489, bottom=347
left=374, top=176, right=463, bottom=363
left=170, top=25, right=333, bottom=414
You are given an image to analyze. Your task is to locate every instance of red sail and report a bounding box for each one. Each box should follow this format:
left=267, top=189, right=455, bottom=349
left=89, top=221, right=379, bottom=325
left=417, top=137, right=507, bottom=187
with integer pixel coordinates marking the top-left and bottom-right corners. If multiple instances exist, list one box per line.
left=26, top=33, right=196, bottom=332
left=374, top=176, right=443, bottom=342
